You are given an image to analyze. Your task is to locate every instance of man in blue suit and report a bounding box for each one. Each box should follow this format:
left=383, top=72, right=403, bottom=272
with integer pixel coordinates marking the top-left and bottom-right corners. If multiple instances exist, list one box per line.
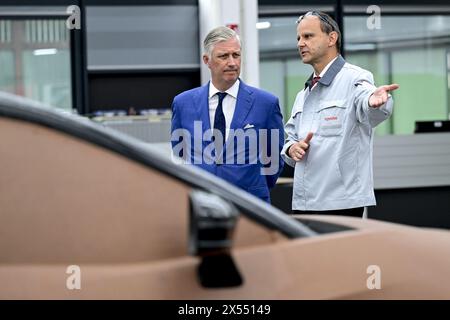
left=171, top=26, right=284, bottom=203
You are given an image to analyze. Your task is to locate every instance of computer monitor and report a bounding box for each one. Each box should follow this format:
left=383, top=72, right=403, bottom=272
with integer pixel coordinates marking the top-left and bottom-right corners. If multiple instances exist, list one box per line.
left=414, top=120, right=450, bottom=133
left=88, top=71, right=200, bottom=114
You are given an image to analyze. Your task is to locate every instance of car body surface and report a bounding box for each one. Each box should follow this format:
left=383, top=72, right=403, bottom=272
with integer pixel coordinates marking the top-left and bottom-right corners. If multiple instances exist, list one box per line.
left=1, top=92, right=450, bottom=299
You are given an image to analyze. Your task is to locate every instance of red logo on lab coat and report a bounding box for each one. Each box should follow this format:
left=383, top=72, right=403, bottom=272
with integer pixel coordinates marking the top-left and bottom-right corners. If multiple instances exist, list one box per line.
left=325, top=116, right=338, bottom=121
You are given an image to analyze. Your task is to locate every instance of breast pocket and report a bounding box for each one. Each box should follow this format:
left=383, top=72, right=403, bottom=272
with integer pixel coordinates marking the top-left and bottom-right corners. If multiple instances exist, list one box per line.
left=317, top=100, right=347, bottom=137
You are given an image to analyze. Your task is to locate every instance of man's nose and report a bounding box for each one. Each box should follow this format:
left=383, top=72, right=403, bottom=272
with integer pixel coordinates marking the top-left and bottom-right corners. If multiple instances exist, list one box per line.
left=227, top=56, right=237, bottom=65
left=298, top=39, right=305, bottom=48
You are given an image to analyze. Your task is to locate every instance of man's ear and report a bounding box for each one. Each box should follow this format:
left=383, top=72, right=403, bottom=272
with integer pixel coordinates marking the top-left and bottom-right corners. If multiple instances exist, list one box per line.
left=328, top=31, right=338, bottom=48
left=202, top=54, right=209, bottom=66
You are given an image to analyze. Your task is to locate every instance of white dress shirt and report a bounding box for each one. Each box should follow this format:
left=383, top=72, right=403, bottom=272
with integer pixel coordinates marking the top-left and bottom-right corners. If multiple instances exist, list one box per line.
left=208, top=79, right=240, bottom=141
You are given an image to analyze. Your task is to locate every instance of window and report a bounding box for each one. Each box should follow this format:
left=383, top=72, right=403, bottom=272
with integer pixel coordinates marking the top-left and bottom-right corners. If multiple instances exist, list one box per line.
left=344, top=15, right=450, bottom=135
left=258, top=9, right=450, bottom=135
left=258, top=16, right=312, bottom=119
left=0, top=18, right=72, bottom=110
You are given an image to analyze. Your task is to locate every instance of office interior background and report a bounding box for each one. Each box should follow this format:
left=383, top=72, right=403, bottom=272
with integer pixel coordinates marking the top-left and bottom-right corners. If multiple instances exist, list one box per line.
left=1, top=0, right=450, bottom=228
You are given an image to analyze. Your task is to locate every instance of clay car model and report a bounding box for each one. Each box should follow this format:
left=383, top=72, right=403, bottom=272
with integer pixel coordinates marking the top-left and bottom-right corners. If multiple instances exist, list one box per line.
left=1, top=92, right=450, bottom=299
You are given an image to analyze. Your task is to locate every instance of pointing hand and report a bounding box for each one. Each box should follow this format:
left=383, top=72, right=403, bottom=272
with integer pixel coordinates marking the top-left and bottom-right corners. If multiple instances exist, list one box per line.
left=369, top=84, right=399, bottom=108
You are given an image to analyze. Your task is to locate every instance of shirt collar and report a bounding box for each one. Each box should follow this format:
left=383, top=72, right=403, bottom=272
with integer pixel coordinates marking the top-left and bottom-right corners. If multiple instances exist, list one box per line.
left=315, top=56, right=338, bottom=78
left=209, top=79, right=240, bottom=99
left=304, top=55, right=346, bottom=89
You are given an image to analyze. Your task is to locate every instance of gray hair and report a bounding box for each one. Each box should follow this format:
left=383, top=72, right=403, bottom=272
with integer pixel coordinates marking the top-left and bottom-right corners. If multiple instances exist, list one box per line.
left=296, top=11, right=341, bottom=53
left=203, top=26, right=241, bottom=57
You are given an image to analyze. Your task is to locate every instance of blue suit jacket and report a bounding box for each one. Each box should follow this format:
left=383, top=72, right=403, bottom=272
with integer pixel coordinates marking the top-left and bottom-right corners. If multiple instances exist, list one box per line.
left=171, top=80, right=284, bottom=202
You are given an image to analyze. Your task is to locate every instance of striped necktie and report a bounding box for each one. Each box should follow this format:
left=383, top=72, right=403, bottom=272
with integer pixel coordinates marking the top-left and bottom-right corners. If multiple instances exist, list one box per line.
left=310, top=76, right=321, bottom=90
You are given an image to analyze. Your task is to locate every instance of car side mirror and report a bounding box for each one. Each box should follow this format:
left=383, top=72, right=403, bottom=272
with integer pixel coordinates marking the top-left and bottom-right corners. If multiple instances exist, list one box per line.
left=189, top=190, right=243, bottom=288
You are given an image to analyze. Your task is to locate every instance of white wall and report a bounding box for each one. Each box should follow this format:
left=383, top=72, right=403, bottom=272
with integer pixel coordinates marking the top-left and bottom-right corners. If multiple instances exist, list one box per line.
left=198, top=0, right=259, bottom=87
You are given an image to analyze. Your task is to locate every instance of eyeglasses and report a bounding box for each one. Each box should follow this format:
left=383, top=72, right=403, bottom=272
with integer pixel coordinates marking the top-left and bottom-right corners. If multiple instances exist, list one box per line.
left=296, top=11, right=335, bottom=31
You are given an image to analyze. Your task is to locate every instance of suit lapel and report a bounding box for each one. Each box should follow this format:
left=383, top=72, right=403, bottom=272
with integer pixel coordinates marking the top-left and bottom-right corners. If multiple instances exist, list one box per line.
left=193, top=83, right=211, bottom=132
left=230, top=81, right=254, bottom=131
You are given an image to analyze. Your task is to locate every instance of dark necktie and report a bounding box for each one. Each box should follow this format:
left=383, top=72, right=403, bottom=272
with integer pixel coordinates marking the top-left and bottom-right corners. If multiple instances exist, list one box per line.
left=213, top=92, right=227, bottom=162
left=213, top=92, right=227, bottom=144
left=310, top=76, right=321, bottom=90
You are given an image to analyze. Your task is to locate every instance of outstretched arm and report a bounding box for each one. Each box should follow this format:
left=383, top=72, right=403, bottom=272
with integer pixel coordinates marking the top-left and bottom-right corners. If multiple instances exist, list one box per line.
left=354, top=70, right=399, bottom=128
left=369, top=84, right=400, bottom=108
